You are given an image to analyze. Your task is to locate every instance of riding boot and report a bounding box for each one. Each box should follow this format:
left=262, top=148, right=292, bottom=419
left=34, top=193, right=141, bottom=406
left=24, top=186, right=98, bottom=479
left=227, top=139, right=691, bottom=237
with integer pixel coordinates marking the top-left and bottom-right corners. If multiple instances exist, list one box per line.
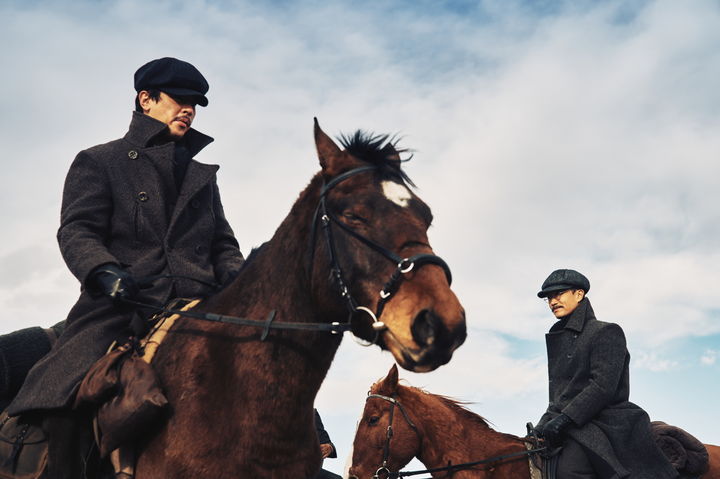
left=43, top=409, right=95, bottom=479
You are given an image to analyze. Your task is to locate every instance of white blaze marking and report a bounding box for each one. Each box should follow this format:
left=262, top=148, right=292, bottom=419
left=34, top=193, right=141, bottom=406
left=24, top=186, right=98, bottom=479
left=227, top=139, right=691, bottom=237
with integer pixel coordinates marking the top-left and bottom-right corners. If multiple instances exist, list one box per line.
left=382, top=180, right=412, bottom=207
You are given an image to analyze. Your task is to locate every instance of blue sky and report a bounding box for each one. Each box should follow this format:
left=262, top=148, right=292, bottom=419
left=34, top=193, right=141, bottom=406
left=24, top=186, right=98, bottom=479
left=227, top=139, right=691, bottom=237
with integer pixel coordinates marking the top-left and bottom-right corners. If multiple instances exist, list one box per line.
left=1, top=0, right=719, bottom=475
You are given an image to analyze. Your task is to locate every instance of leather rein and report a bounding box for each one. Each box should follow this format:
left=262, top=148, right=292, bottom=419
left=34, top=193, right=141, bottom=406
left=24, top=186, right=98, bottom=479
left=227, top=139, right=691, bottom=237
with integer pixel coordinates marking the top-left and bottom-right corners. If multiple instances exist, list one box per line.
left=122, top=165, right=452, bottom=343
left=365, top=394, right=547, bottom=479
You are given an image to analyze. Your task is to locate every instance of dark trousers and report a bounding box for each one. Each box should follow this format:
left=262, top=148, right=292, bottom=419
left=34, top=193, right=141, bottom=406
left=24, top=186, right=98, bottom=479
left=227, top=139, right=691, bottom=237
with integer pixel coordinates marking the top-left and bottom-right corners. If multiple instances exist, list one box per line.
left=43, top=409, right=108, bottom=479
left=556, top=438, right=597, bottom=479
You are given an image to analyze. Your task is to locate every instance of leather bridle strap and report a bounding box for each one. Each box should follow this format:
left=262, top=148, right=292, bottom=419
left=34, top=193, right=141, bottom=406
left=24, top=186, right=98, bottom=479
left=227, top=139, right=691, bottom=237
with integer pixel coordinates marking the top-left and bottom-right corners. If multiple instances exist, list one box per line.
left=311, top=165, right=453, bottom=337
left=366, top=393, right=418, bottom=479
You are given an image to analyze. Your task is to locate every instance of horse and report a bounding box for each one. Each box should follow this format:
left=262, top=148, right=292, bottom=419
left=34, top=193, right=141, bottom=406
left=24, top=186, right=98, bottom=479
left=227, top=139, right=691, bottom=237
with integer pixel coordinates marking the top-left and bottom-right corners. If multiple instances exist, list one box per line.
left=348, top=365, right=720, bottom=479
left=131, top=120, right=467, bottom=478
left=349, top=364, right=534, bottom=479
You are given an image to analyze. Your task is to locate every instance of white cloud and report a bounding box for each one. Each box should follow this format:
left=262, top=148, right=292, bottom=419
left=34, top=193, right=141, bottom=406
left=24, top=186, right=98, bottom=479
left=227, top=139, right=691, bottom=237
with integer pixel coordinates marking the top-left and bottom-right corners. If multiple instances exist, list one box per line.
left=700, top=349, right=718, bottom=366
left=633, top=351, right=679, bottom=372
left=2, top=0, right=720, bottom=467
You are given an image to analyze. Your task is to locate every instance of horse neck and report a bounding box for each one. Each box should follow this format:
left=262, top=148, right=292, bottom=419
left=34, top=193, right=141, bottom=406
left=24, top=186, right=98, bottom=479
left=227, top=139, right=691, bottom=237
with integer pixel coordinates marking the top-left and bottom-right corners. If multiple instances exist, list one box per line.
left=216, top=174, right=322, bottom=318
left=400, top=388, right=526, bottom=478
left=201, top=173, right=341, bottom=402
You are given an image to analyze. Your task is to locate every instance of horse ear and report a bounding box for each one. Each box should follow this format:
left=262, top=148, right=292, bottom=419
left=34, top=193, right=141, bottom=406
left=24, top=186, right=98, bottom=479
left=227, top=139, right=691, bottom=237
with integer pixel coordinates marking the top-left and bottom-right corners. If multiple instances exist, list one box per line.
left=314, top=118, right=349, bottom=176
left=380, top=141, right=401, bottom=161
left=383, top=364, right=399, bottom=392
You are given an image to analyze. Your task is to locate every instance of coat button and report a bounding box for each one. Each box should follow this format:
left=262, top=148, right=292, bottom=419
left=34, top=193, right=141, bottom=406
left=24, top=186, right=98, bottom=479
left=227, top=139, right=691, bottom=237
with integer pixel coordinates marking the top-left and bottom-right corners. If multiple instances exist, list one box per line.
left=128, top=150, right=139, bottom=160
left=195, top=245, right=205, bottom=254
left=566, top=353, right=573, bottom=359
left=138, top=192, right=149, bottom=202
left=190, top=199, right=200, bottom=209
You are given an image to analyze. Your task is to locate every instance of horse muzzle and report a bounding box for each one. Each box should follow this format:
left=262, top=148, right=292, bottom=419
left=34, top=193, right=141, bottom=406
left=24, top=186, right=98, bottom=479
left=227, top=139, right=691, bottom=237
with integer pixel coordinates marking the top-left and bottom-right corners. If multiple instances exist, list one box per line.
left=390, top=308, right=466, bottom=372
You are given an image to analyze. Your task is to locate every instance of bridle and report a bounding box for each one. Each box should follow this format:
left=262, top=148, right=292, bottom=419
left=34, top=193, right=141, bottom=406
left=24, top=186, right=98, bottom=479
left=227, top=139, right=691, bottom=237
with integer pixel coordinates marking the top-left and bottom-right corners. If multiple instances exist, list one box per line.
left=121, top=165, right=452, bottom=343
left=358, top=394, right=548, bottom=479
left=364, top=393, right=419, bottom=479
left=310, top=165, right=452, bottom=344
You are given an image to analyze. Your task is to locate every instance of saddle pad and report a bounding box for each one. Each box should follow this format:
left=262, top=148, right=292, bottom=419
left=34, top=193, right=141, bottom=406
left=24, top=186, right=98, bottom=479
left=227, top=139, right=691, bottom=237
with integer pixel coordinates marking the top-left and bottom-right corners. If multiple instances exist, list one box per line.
left=140, top=299, right=201, bottom=364
left=525, top=441, right=543, bottom=479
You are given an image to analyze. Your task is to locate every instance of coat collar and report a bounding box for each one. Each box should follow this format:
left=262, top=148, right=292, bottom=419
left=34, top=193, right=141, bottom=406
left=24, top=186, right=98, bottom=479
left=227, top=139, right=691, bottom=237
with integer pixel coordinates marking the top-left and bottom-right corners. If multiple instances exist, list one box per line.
left=123, top=111, right=214, bottom=156
left=551, top=298, right=595, bottom=333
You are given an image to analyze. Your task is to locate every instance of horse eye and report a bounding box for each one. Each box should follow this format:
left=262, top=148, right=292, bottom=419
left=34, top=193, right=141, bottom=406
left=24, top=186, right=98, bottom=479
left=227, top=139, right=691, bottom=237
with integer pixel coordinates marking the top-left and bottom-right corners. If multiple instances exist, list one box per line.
left=342, top=210, right=367, bottom=223
left=368, top=416, right=380, bottom=425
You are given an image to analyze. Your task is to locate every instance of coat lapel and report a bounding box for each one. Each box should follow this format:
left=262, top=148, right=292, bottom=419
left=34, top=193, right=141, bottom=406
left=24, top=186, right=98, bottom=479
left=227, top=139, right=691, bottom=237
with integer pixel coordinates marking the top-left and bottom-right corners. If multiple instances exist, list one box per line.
left=168, top=160, right=219, bottom=234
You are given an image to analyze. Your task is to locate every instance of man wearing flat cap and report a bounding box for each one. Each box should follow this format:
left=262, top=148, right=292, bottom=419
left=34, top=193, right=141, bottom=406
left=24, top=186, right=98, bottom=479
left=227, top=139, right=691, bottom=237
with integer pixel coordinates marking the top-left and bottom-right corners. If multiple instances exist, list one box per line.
left=534, top=269, right=677, bottom=478
left=7, top=57, right=244, bottom=478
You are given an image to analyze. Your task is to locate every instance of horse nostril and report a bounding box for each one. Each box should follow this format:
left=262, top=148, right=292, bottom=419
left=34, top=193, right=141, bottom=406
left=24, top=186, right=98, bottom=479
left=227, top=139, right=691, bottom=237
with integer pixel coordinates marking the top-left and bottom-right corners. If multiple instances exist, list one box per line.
left=411, top=309, right=440, bottom=347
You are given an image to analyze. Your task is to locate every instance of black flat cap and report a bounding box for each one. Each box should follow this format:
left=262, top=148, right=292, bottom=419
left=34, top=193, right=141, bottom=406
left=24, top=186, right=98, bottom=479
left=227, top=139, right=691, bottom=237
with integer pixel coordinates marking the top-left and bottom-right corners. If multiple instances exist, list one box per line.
left=134, top=57, right=209, bottom=106
left=537, top=269, right=590, bottom=298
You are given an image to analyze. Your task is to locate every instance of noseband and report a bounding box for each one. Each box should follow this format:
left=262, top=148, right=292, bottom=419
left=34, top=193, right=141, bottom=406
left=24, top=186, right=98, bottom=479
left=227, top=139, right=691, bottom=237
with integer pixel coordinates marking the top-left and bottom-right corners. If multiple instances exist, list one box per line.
left=311, top=166, right=453, bottom=344
left=366, top=393, right=419, bottom=479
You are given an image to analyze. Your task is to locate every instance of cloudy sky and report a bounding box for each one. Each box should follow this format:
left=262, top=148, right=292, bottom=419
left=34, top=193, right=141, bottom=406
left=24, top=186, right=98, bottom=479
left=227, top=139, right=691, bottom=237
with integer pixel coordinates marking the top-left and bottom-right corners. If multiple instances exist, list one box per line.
left=2, top=0, right=719, bottom=475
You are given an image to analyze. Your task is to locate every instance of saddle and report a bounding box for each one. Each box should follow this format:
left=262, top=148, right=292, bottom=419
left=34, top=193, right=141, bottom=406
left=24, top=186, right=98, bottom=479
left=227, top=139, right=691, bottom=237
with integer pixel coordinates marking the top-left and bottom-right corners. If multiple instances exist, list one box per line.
left=0, top=412, right=46, bottom=479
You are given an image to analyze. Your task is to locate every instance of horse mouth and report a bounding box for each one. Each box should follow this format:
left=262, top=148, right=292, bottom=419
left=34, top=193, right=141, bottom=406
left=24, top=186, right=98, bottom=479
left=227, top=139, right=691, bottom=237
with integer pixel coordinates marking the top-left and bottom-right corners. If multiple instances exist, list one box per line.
left=385, top=309, right=466, bottom=372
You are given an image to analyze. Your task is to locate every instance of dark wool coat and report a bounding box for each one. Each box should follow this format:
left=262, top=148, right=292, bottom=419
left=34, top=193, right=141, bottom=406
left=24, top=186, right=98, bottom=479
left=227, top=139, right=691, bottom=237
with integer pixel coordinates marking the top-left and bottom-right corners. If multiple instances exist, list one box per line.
left=537, top=299, right=677, bottom=479
left=8, top=112, right=244, bottom=415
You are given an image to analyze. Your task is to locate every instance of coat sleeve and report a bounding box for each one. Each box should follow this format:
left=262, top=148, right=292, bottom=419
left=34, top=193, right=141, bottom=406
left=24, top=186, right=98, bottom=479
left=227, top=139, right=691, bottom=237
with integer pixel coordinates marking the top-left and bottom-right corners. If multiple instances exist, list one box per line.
left=57, top=151, right=119, bottom=286
left=314, top=409, right=337, bottom=458
left=562, top=323, right=628, bottom=426
left=210, top=181, right=244, bottom=285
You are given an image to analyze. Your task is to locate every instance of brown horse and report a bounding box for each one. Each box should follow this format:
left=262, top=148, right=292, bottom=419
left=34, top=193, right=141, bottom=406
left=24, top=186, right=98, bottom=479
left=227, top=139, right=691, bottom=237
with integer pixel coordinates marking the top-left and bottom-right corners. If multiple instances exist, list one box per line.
left=349, top=364, right=533, bottom=479
left=133, top=120, right=466, bottom=478
left=349, top=365, right=720, bottom=479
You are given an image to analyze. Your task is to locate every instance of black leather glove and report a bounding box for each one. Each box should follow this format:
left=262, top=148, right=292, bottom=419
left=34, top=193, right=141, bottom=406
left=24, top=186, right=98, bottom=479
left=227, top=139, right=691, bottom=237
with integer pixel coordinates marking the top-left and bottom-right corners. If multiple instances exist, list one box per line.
left=541, top=413, right=574, bottom=446
left=88, top=263, right=139, bottom=301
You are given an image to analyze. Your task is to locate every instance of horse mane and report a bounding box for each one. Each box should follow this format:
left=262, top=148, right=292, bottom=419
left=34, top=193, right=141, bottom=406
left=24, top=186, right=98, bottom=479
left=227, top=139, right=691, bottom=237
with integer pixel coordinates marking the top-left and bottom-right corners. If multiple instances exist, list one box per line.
left=434, top=393, right=492, bottom=429
left=338, top=130, right=416, bottom=187
left=394, top=383, right=492, bottom=429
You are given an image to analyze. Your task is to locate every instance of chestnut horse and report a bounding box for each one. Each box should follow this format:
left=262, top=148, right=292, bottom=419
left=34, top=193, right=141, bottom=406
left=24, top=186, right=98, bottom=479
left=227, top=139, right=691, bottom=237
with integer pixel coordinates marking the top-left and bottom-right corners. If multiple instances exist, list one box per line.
left=132, top=121, right=466, bottom=478
left=349, top=364, right=534, bottom=479
left=349, top=365, right=720, bottom=479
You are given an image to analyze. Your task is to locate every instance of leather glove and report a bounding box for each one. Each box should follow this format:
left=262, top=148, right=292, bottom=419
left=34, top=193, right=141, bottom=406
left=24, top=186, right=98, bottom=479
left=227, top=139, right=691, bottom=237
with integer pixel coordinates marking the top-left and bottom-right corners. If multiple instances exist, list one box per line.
left=88, top=263, right=139, bottom=301
left=541, top=413, right=574, bottom=446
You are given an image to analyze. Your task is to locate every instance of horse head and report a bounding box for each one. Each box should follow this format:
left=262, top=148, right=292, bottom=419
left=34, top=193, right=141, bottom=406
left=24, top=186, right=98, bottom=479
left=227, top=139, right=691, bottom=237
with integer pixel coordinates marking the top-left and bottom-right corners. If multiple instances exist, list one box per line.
left=311, top=120, right=466, bottom=372
left=348, top=364, right=421, bottom=479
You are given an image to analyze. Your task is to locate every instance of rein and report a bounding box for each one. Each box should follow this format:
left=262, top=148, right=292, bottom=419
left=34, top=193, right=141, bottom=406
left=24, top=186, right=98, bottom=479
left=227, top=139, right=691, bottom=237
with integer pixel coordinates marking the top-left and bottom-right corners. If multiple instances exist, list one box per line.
left=365, top=394, right=547, bottom=479
left=120, top=165, right=451, bottom=343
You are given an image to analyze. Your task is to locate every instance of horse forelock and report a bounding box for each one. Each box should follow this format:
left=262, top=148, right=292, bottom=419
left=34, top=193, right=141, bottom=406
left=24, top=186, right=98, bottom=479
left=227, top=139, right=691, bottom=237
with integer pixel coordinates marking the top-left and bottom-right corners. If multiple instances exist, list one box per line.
left=338, top=130, right=415, bottom=187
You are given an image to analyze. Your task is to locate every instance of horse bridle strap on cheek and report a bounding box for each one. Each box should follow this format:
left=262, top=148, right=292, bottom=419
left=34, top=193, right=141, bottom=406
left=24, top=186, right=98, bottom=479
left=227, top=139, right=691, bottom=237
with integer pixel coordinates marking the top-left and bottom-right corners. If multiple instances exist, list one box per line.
left=312, top=166, right=453, bottom=344
left=366, top=394, right=418, bottom=479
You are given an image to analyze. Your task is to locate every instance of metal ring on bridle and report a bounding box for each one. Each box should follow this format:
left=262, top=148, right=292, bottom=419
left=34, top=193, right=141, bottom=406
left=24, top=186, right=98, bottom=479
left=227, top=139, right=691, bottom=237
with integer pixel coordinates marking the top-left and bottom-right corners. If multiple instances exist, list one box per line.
left=351, top=306, right=386, bottom=347
left=373, top=466, right=390, bottom=479
left=356, top=306, right=387, bottom=331
left=399, top=259, right=414, bottom=274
